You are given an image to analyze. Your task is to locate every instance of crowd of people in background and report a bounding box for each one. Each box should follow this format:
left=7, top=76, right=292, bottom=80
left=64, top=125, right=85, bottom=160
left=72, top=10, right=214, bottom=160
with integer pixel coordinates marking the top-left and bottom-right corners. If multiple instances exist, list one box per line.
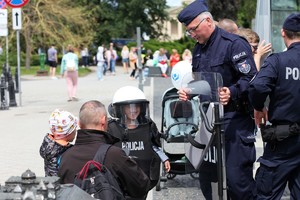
left=43, top=42, right=197, bottom=81
left=43, top=17, right=271, bottom=82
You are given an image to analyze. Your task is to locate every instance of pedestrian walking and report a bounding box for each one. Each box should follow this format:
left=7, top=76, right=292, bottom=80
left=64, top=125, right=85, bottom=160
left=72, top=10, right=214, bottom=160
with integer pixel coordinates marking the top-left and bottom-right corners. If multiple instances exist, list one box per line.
left=60, top=45, right=79, bottom=102
left=121, top=45, right=130, bottom=74
left=96, top=46, right=105, bottom=81
left=47, top=44, right=58, bottom=79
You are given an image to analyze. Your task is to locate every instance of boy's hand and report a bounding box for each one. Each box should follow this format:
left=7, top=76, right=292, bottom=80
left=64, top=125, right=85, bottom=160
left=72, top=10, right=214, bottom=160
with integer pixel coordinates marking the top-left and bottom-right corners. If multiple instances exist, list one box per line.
left=164, top=160, right=171, bottom=173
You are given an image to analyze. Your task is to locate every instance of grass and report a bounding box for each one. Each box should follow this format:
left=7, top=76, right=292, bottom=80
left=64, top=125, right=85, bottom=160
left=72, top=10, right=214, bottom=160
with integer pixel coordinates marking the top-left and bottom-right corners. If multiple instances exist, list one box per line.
left=1, top=65, right=92, bottom=77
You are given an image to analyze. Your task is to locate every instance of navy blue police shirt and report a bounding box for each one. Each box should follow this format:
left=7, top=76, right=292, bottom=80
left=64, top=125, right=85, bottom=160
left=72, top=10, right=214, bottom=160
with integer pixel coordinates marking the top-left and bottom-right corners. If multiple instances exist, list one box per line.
left=192, top=27, right=257, bottom=102
left=249, top=42, right=300, bottom=124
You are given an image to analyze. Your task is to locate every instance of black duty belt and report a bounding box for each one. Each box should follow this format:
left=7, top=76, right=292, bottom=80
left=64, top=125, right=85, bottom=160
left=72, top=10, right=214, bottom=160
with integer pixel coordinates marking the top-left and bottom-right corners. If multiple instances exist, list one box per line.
left=260, top=123, right=300, bottom=142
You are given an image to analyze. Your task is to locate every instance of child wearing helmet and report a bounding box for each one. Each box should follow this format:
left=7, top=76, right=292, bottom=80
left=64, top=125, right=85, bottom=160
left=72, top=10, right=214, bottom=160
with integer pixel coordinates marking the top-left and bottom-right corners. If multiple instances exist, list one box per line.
left=40, top=109, right=78, bottom=176
left=108, top=86, right=170, bottom=193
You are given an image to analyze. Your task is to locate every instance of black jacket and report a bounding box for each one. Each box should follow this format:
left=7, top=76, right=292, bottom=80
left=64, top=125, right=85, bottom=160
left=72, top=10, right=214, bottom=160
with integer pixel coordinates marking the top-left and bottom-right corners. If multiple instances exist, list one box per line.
left=58, top=129, right=151, bottom=198
left=39, top=134, right=72, bottom=176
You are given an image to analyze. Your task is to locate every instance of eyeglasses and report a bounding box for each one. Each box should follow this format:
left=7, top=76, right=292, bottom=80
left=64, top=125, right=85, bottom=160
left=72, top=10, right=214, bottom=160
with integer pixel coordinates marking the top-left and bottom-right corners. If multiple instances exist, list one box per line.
left=250, top=44, right=258, bottom=51
left=186, top=18, right=207, bottom=36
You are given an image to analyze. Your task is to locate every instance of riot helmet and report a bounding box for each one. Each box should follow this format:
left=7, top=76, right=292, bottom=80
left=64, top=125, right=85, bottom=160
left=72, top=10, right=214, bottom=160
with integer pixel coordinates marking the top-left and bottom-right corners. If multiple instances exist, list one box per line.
left=112, top=86, right=150, bottom=128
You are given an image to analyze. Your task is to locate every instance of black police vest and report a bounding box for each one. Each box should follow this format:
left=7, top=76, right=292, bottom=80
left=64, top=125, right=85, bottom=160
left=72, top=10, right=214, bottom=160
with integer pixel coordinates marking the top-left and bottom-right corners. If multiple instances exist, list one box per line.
left=108, top=121, right=160, bottom=182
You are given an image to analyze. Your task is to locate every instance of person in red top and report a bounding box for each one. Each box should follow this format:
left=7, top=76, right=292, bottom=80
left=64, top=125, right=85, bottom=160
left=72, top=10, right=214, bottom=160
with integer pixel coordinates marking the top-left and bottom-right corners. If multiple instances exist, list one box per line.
left=169, top=49, right=181, bottom=68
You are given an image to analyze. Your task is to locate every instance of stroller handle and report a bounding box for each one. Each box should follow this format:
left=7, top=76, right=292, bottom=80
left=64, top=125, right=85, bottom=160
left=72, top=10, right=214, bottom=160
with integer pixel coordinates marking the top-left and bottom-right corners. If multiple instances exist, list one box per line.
left=200, top=101, right=214, bottom=133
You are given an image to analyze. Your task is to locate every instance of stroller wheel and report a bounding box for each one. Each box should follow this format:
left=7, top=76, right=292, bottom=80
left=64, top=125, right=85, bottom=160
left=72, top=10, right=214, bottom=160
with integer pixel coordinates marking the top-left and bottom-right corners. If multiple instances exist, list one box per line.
left=167, top=173, right=176, bottom=180
left=190, top=172, right=199, bottom=179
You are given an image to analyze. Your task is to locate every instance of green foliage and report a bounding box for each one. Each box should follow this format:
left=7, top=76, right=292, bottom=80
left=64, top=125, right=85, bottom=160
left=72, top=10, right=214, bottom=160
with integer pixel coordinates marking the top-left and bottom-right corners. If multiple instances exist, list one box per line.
left=237, top=0, right=257, bottom=28
left=208, top=0, right=241, bottom=21
left=0, top=52, right=42, bottom=67
left=74, top=0, right=168, bottom=46
left=22, top=0, right=94, bottom=50
left=0, top=65, right=91, bottom=77
left=0, top=52, right=26, bottom=67
left=127, top=37, right=195, bottom=55
left=207, top=0, right=257, bottom=28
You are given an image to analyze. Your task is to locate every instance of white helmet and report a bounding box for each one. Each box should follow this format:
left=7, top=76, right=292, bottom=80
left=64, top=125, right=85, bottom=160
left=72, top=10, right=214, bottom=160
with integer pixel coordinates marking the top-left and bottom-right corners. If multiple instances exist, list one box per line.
left=112, top=86, right=149, bottom=105
left=111, top=86, right=150, bottom=127
left=171, top=61, right=193, bottom=89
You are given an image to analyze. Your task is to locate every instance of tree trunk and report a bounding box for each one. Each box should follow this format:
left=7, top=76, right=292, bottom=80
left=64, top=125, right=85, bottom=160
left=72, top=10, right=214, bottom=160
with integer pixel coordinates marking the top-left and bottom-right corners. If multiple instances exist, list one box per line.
left=25, top=26, right=31, bottom=70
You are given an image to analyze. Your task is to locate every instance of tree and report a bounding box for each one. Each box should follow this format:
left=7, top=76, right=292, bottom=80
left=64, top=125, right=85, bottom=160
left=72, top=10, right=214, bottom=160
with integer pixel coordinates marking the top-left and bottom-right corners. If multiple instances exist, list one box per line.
left=19, top=0, right=93, bottom=69
left=207, top=0, right=256, bottom=28
left=237, top=0, right=257, bottom=28
left=74, top=0, right=169, bottom=45
left=208, top=0, right=241, bottom=21
left=114, top=0, right=169, bottom=38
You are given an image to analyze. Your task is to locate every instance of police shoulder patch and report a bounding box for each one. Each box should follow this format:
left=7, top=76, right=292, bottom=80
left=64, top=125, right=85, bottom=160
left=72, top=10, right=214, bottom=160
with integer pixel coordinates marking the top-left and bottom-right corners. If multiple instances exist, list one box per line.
left=233, top=51, right=247, bottom=61
left=237, top=60, right=251, bottom=74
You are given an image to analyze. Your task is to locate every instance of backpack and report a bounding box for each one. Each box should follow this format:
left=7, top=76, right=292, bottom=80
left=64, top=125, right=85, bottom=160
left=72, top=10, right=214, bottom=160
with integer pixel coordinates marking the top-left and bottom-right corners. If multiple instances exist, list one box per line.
left=74, top=144, right=125, bottom=200
left=66, top=56, right=76, bottom=71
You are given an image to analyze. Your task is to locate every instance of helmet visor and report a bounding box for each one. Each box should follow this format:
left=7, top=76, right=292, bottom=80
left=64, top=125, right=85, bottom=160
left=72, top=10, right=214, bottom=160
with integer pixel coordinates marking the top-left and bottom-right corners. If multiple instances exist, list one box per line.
left=116, top=102, right=150, bottom=128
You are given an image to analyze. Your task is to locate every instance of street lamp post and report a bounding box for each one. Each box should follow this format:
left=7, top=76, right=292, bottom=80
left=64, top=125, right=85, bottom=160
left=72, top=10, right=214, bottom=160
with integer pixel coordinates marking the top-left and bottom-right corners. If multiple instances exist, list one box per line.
left=136, top=27, right=143, bottom=91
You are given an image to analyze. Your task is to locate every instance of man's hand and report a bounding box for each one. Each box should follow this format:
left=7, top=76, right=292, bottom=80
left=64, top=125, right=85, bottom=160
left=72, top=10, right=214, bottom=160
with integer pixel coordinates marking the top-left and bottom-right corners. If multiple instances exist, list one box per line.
left=219, top=87, right=231, bottom=105
left=254, top=108, right=268, bottom=127
left=177, top=88, right=190, bottom=101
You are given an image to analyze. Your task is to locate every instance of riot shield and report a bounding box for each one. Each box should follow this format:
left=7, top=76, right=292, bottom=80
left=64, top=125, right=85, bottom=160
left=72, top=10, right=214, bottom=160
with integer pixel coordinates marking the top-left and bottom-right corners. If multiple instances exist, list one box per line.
left=182, top=72, right=226, bottom=200
left=158, top=71, right=226, bottom=199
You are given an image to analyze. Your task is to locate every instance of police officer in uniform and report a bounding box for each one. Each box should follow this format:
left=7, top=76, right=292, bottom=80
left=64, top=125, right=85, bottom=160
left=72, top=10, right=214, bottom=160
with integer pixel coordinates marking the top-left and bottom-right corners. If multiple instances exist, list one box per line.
left=249, top=13, right=300, bottom=199
left=177, top=1, right=257, bottom=199
left=107, top=86, right=167, bottom=199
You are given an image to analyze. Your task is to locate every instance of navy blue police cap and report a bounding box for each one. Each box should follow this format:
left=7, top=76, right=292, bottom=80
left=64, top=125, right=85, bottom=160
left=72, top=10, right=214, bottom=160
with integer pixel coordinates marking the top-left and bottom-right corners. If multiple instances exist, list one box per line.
left=283, top=13, right=300, bottom=32
left=177, top=0, right=208, bottom=26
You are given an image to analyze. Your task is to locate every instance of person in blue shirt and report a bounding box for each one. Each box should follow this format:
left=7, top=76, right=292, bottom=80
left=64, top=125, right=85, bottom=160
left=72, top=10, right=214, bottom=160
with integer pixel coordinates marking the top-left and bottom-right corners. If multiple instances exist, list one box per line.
left=177, top=0, right=257, bottom=199
left=249, top=13, right=300, bottom=200
left=60, top=45, right=79, bottom=102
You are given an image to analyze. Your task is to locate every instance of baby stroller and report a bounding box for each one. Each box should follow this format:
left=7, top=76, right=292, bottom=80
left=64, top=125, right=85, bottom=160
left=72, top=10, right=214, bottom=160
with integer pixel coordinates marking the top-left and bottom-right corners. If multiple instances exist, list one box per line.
left=156, top=87, right=201, bottom=190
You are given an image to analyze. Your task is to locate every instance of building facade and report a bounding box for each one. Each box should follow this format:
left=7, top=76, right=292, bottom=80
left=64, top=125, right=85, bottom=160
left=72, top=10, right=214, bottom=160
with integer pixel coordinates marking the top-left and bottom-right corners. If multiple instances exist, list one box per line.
left=160, top=0, right=193, bottom=41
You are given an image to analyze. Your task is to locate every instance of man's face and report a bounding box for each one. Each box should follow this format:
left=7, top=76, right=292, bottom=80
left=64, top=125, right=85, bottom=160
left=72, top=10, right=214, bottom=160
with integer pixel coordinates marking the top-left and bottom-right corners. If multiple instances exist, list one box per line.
left=186, top=16, right=212, bottom=44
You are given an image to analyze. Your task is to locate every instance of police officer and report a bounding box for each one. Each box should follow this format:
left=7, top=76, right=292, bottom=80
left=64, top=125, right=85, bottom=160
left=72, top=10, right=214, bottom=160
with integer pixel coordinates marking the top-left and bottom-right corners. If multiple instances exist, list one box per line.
left=177, top=1, right=257, bottom=199
left=249, top=13, right=300, bottom=199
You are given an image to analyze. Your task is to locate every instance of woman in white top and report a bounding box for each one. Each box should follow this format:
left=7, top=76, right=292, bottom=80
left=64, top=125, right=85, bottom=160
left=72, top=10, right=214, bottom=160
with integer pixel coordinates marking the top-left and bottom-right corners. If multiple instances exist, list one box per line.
left=156, top=48, right=169, bottom=78
left=182, top=49, right=193, bottom=63
left=121, top=45, right=129, bottom=73
left=96, top=46, right=105, bottom=81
